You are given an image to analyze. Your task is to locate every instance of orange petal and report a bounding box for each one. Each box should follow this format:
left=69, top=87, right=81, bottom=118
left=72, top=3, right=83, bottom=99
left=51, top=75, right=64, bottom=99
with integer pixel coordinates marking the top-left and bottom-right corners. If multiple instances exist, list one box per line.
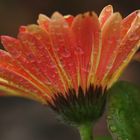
left=18, top=32, right=64, bottom=91
left=49, top=12, right=77, bottom=90
left=1, top=36, right=53, bottom=96
left=0, top=55, right=37, bottom=93
left=0, top=50, right=49, bottom=101
left=37, top=14, right=50, bottom=31
left=120, top=10, right=139, bottom=39
left=72, top=12, right=100, bottom=89
left=108, top=12, right=140, bottom=86
left=96, top=13, right=122, bottom=85
left=0, top=79, right=45, bottom=103
left=64, top=15, right=74, bottom=26
left=25, top=24, right=69, bottom=93
left=99, top=5, right=113, bottom=28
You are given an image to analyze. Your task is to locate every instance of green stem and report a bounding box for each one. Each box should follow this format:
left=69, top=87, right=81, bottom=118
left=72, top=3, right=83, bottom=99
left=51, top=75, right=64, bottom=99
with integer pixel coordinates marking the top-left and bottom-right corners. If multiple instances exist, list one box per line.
left=79, top=122, right=94, bottom=140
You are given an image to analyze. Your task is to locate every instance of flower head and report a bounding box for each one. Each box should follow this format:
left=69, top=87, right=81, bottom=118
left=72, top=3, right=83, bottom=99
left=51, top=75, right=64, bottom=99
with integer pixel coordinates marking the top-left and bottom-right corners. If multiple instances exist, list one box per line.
left=0, top=5, right=140, bottom=124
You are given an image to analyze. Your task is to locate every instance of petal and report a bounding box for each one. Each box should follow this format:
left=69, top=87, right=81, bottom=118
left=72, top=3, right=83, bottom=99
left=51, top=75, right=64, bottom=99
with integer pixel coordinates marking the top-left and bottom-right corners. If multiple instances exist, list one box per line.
left=0, top=78, right=44, bottom=102
left=18, top=30, right=64, bottom=92
left=96, top=13, right=122, bottom=85
left=1, top=36, right=53, bottom=95
left=99, top=5, right=113, bottom=28
left=108, top=12, right=140, bottom=86
left=72, top=12, right=100, bottom=89
left=37, top=14, right=50, bottom=31
left=25, top=24, right=68, bottom=92
left=0, top=49, right=49, bottom=102
left=64, top=15, right=74, bottom=26
left=49, top=12, right=77, bottom=90
left=120, top=10, right=139, bottom=39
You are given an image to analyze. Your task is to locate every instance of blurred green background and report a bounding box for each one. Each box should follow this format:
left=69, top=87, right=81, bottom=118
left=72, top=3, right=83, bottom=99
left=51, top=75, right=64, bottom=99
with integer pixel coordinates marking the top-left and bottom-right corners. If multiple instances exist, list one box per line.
left=0, top=0, right=140, bottom=140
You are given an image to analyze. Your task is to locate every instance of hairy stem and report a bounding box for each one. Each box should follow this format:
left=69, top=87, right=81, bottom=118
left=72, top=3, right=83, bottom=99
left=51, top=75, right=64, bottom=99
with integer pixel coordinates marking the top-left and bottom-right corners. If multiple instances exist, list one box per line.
left=79, top=122, right=94, bottom=140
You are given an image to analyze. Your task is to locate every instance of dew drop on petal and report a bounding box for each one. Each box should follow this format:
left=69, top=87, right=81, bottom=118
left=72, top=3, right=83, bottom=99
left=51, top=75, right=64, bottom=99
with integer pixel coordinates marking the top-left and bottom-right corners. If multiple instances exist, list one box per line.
left=63, top=22, right=69, bottom=28
left=26, top=53, right=35, bottom=61
left=74, top=47, right=84, bottom=55
left=82, top=67, right=89, bottom=74
left=108, top=40, right=113, bottom=44
left=129, top=35, right=139, bottom=41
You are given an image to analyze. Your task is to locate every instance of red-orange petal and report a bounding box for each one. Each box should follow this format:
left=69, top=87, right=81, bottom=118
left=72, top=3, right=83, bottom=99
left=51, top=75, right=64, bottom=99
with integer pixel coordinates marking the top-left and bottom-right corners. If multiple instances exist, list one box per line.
left=0, top=50, right=48, bottom=102
left=108, top=12, right=140, bottom=85
left=120, top=10, right=139, bottom=39
left=99, top=5, right=113, bottom=28
left=49, top=12, right=77, bottom=90
left=37, top=14, right=50, bottom=31
left=1, top=36, right=53, bottom=95
left=96, top=13, right=122, bottom=85
left=72, top=12, right=100, bottom=89
left=0, top=80, right=45, bottom=102
left=18, top=32, right=64, bottom=91
left=64, top=15, right=74, bottom=26
left=25, top=24, right=69, bottom=93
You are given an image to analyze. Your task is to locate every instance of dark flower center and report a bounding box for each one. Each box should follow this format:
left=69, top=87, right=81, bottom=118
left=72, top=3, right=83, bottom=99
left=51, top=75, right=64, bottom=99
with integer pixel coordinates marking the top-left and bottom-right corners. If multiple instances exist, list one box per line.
left=48, top=85, right=107, bottom=125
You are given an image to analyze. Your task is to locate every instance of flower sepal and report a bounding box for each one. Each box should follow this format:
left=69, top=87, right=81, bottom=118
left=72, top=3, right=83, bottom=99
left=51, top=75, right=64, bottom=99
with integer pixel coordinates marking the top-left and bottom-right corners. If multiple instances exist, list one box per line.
left=47, top=85, right=108, bottom=140
left=48, top=86, right=107, bottom=126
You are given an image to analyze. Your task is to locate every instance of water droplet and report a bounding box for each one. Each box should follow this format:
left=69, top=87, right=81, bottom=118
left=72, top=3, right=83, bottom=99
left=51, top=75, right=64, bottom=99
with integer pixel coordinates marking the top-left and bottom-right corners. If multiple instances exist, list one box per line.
left=74, top=47, right=84, bottom=55
left=63, top=53, right=71, bottom=58
left=129, top=35, right=139, bottom=41
left=13, top=51, right=22, bottom=58
left=107, top=115, right=112, bottom=120
left=117, top=39, right=121, bottom=44
left=109, top=125, right=117, bottom=132
left=26, top=53, right=35, bottom=62
left=46, top=81, right=52, bottom=86
left=68, top=63, right=73, bottom=67
left=48, top=61, right=56, bottom=69
left=56, top=32, right=63, bottom=36
left=54, top=46, right=60, bottom=52
left=63, top=23, right=69, bottom=28
left=51, top=74, right=56, bottom=78
left=113, top=28, right=117, bottom=32
left=108, top=40, right=113, bottom=44
left=106, top=64, right=112, bottom=70
left=82, top=68, right=89, bottom=73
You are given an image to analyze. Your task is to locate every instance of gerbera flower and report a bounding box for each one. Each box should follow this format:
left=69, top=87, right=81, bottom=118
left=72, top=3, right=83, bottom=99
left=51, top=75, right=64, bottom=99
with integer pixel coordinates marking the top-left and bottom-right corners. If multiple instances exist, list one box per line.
left=0, top=5, right=140, bottom=126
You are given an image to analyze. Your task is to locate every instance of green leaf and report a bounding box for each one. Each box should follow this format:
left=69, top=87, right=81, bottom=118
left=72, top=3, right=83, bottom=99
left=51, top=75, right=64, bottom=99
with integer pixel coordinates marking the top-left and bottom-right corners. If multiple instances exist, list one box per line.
left=107, top=81, right=140, bottom=140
